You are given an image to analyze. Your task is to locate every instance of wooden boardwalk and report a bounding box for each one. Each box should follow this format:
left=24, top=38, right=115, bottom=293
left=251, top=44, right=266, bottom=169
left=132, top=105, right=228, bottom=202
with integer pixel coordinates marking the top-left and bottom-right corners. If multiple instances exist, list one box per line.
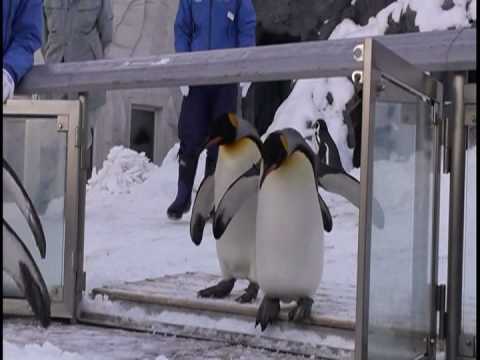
left=86, top=272, right=356, bottom=359
left=92, top=272, right=356, bottom=331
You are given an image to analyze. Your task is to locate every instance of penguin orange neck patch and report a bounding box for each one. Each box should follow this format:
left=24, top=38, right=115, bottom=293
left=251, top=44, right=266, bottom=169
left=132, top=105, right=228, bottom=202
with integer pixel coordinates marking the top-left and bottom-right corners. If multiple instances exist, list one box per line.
left=279, top=134, right=288, bottom=152
left=228, top=113, right=239, bottom=128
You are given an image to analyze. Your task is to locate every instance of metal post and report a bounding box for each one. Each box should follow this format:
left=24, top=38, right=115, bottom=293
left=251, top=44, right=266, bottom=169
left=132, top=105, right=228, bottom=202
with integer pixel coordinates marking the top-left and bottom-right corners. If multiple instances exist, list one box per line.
left=446, top=73, right=466, bottom=360
left=355, top=38, right=375, bottom=360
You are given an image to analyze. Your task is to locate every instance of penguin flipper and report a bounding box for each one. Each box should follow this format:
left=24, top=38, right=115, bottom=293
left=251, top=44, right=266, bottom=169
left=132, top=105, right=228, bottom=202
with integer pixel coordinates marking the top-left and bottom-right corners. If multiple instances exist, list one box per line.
left=213, top=164, right=260, bottom=240
left=317, top=167, right=385, bottom=228
left=3, top=159, right=47, bottom=258
left=190, top=174, right=214, bottom=246
left=3, top=220, right=51, bottom=327
left=318, top=166, right=361, bottom=207
left=317, top=193, right=332, bottom=232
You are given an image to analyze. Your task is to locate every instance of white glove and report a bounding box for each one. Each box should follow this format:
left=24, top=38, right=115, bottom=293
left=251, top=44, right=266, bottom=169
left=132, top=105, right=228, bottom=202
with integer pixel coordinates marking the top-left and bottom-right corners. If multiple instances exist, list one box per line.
left=3, top=68, right=15, bottom=103
left=180, top=86, right=189, bottom=97
left=240, top=82, right=251, bottom=98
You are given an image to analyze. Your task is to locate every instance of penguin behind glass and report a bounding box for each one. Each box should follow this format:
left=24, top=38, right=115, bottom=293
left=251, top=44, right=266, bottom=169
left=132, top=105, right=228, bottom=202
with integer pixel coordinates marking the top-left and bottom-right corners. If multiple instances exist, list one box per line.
left=3, top=159, right=51, bottom=327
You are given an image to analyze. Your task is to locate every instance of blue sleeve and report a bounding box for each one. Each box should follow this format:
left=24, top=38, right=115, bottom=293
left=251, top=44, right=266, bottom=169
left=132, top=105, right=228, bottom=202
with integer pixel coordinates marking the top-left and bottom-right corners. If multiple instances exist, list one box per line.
left=237, top=0, right=256, bottom=48
left=3, top=0, right=43, bottom=85
left=174, top=0, right=192, bottom=53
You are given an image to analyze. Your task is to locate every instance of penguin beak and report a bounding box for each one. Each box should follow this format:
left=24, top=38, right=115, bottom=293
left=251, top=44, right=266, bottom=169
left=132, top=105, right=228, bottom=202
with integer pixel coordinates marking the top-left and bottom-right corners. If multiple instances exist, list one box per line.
left=259, top=164, right=277, bottom=188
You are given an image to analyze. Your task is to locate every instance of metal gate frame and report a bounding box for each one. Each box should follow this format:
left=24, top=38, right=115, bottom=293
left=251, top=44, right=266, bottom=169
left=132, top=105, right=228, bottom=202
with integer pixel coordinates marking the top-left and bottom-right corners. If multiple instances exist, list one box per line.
left=3, top=98, right=87, bottom=321
left=355, top=38, right=444, bottom=360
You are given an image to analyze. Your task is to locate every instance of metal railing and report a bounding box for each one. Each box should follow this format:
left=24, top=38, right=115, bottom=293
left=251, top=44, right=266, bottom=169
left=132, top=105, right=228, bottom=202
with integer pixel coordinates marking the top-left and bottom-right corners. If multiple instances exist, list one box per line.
left=16, top=29, right=476, bottom=94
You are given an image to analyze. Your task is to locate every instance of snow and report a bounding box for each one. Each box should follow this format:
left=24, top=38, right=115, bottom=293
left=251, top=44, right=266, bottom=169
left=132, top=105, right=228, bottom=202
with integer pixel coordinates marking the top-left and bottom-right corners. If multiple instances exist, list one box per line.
left=3, top=341, right=88, bottom=360
left=330, top=0, right=470, bottom=37
left=265, top=77, right=355, bottom=171
left=87, top=146, right=156, bottom=195
left=84, top=145, right=217, bottom=290
left=80, top=296, right=354, bottom=351
left=468, top=0, right=477, bottom=21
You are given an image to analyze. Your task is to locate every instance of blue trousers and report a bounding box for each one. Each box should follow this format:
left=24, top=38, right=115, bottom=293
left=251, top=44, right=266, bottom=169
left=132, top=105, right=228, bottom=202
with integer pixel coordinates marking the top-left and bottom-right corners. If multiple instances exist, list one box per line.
left=178, top=84, right=238, bottom=163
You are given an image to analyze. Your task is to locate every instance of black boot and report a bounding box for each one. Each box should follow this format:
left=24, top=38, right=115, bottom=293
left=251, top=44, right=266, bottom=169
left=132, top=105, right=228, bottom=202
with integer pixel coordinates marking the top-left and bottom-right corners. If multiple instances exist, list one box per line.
left=167, top=154, right=198, bottom=220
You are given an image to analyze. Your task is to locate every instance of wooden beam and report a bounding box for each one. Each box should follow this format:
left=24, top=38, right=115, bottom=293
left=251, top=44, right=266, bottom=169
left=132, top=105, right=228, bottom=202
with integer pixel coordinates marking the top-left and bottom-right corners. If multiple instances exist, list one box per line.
left=17, top=29, right=476, bottom=94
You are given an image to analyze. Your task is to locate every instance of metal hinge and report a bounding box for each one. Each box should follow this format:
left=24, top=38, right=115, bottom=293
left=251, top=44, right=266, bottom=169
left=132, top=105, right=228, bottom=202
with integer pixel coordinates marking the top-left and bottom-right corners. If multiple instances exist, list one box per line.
left=459, top=333, right=476, bottom=357
left=57, top=115, right=69, bottom=132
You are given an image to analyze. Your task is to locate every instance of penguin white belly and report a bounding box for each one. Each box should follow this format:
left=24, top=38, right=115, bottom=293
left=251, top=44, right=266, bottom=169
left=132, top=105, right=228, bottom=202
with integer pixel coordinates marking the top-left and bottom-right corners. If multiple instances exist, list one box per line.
left=256, top=152, right=324, bottom=301
left=214, top=139, right=260, bottom=281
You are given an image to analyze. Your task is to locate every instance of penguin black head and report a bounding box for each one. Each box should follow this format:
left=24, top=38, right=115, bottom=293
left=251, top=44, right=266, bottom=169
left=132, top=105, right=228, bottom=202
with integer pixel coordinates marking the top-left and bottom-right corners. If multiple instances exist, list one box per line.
left=260, top=128, right=316, bottom=187
left=203, top=113, right=262, bottom=150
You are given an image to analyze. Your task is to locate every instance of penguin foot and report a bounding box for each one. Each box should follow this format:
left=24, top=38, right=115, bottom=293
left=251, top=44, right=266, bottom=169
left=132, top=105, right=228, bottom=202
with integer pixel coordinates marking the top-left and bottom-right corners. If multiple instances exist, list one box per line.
left=235, top=282, right=259, bottom=303
left=197, top=278, right=235, bottom=299
left=288, top=297, right=313, bottom=322
left=255, top=297, right=280, bottom=331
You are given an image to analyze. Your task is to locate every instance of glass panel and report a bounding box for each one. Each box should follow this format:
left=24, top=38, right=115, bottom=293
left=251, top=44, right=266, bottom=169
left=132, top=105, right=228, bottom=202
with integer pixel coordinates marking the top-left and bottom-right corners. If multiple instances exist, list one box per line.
left=3, top=116, right=67, bottom=301
left=367, top=77, right=435, bottom=359
left=462, top=126, right=476, bottom=336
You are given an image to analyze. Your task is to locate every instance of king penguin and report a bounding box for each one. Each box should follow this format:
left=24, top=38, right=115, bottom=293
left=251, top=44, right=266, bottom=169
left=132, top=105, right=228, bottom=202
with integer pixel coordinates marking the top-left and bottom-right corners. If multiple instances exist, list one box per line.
left=3, top=159, right=51, bottom=327
left=190, top=113, right=263, bottom=303
left=255, top=128, right=332, bottom=331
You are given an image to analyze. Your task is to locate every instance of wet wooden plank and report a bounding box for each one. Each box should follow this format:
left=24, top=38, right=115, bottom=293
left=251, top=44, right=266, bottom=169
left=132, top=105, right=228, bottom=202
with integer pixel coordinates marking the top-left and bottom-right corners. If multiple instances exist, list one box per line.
left=78, top=298, right=355, bottom=359
left=91, top=272, right=356, bottom=331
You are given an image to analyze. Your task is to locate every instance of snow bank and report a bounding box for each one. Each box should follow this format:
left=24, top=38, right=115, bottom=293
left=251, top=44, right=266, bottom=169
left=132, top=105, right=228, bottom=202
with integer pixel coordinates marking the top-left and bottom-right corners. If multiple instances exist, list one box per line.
left=468, top=0, right=476, bottom=21
left=266, top=78, right=355, bottom=171
left=331, top=0, right=470, bottom=38
left=3, top=341, right=87, bottom=360
left=87, top=146, right=156, bottom=195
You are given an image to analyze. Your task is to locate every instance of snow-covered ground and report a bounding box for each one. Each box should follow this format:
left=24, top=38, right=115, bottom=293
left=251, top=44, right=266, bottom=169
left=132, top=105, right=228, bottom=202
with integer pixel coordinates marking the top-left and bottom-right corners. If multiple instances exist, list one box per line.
left=3, top=318, right=301, bottom=360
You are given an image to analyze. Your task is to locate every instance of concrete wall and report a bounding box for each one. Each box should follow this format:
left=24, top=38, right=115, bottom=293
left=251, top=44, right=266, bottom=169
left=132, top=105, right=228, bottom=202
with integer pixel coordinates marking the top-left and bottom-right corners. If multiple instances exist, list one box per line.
left=94, top=0, right=182, bottom=169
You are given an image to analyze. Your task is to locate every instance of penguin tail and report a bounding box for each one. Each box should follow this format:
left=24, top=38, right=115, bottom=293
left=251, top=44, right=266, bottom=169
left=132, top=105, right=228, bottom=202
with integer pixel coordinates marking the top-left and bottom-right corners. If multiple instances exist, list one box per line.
left=19, top=262, right=51, bottom=328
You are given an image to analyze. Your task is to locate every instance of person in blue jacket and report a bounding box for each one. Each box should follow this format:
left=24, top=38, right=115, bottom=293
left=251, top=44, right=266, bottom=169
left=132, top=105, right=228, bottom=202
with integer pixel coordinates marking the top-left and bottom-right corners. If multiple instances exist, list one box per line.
left=167, top=0, right=256, bottom=220
left=3, top=0, right=43, bottom=103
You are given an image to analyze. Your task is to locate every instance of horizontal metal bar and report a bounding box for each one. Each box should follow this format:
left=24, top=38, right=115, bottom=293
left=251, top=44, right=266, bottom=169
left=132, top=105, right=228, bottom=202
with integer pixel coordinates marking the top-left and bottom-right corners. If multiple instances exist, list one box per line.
left=17, top=28, right=476, bottom=94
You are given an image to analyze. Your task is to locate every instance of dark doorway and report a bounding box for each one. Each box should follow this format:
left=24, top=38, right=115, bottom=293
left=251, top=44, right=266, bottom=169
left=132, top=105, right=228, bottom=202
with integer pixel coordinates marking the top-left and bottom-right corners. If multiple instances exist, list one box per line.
left=130, top=107, right=155, bottom=162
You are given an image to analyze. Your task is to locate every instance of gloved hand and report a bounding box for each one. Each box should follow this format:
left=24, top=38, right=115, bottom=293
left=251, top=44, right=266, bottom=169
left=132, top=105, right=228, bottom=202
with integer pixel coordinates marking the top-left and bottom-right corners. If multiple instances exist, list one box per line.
left=240, top=82, right=251, bottom=98
left=180, top=86, right=189, bottom=97
left=3, top=68, right=15, bottom=103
